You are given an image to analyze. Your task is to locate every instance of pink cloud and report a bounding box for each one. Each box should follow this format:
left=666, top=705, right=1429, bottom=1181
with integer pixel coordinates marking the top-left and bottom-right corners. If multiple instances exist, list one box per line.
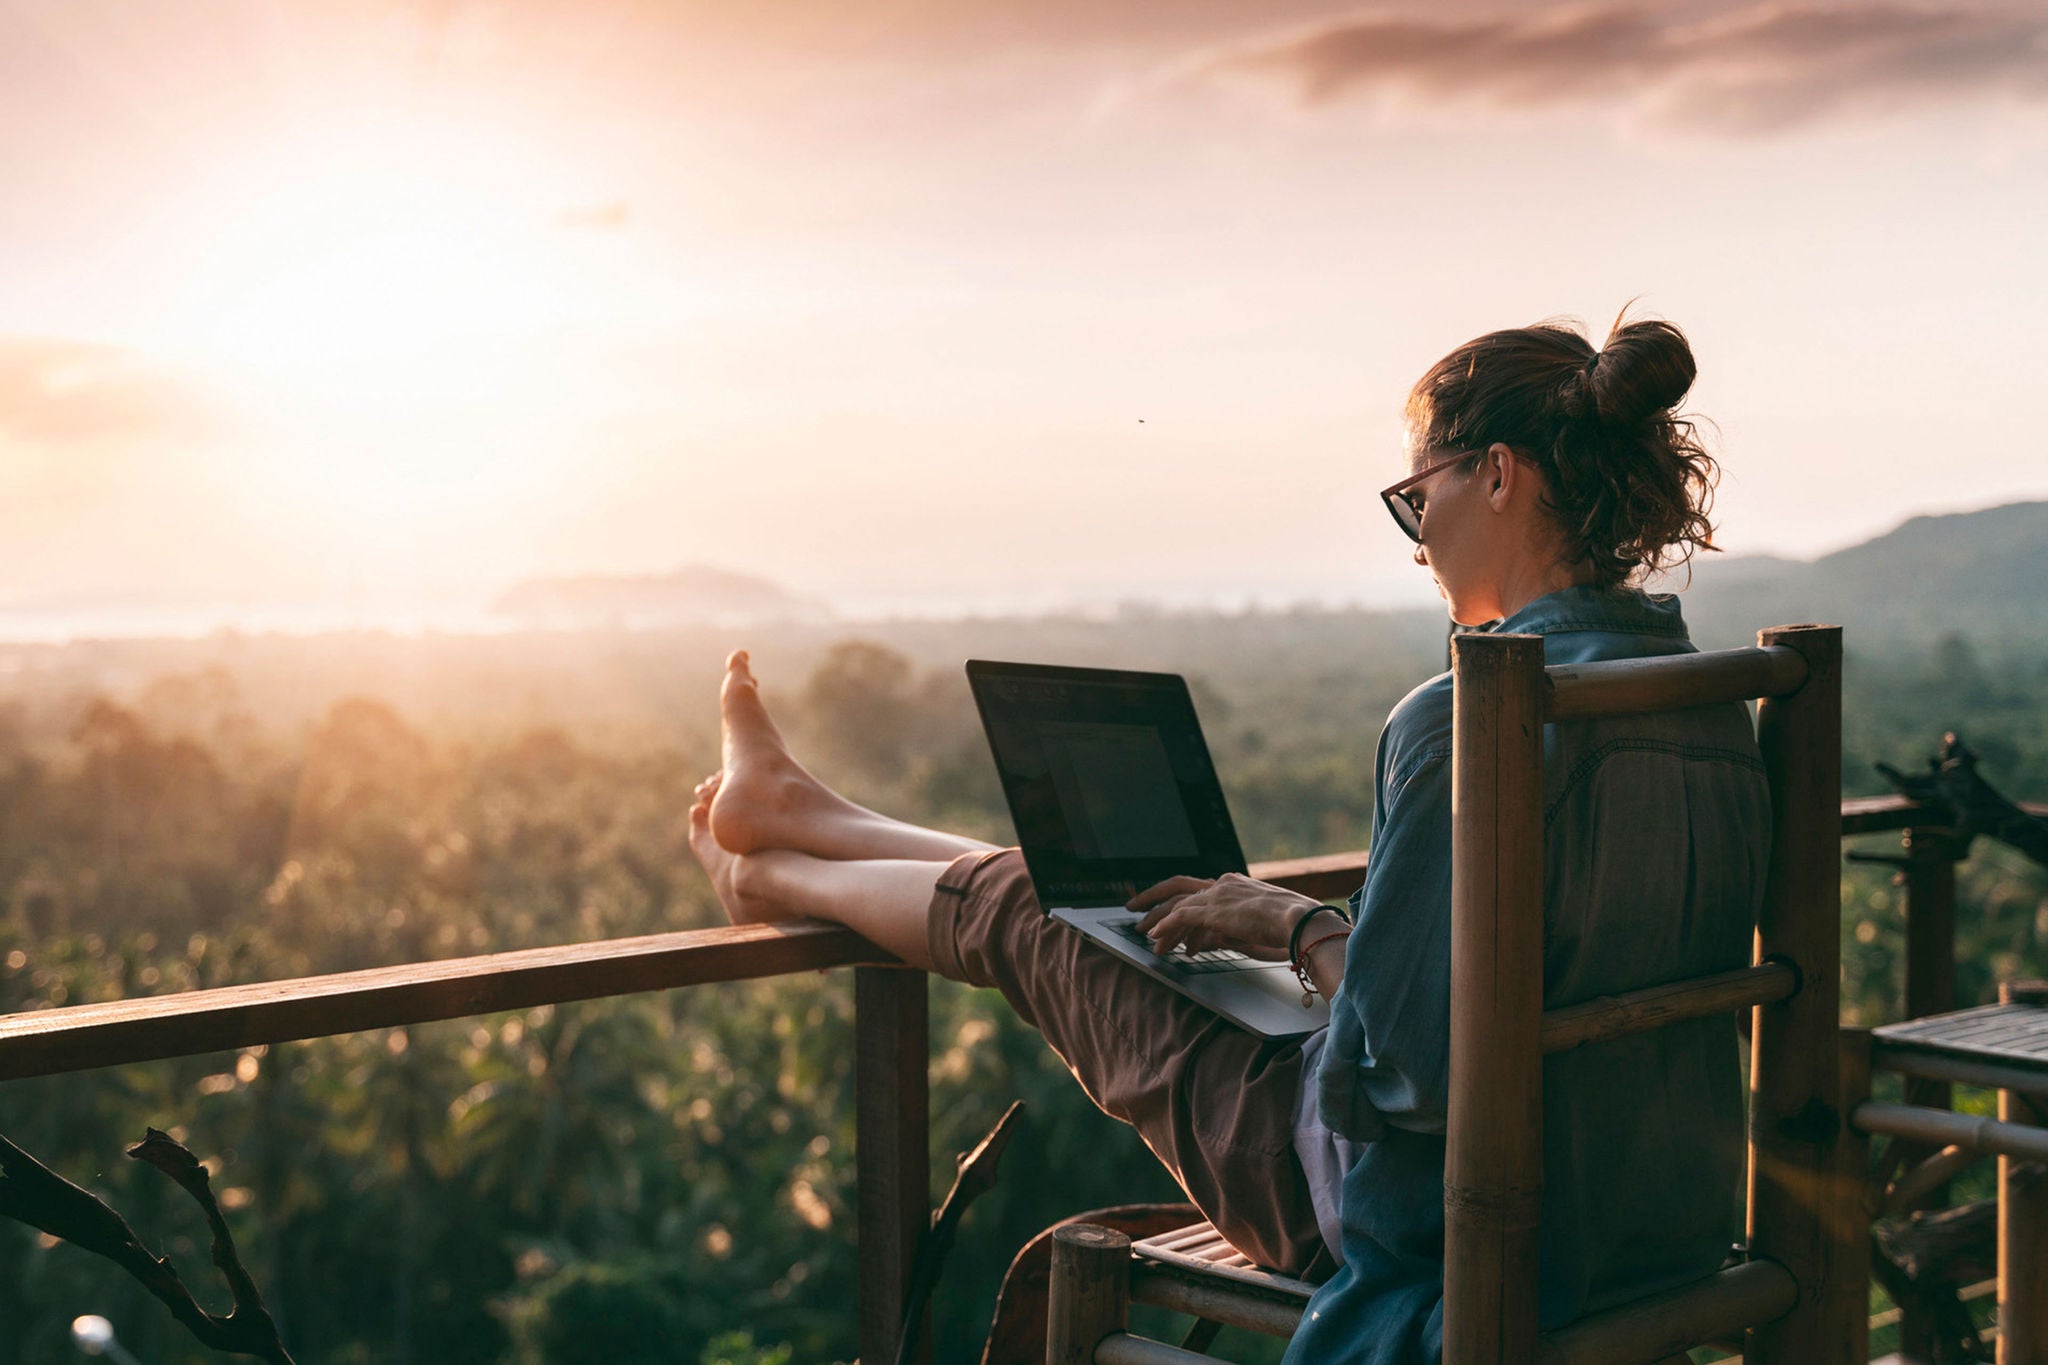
left=1197, top=2, right=2048, bottom=132
left=0, top=338, right=229, bottom=449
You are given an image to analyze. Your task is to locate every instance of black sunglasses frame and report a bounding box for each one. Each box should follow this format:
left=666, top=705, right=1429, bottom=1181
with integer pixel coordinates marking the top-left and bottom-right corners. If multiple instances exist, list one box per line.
left=1380, top=449, right=1483, bottom=544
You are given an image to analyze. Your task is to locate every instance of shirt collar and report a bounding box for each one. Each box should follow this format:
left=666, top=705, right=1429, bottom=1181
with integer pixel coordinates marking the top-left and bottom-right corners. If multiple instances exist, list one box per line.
left=1484, top=585, right=1691, bottom=640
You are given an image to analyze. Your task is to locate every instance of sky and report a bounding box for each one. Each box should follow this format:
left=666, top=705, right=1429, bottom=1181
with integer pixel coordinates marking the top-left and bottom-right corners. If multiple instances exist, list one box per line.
left=2, top=0, right=2045, bottom=629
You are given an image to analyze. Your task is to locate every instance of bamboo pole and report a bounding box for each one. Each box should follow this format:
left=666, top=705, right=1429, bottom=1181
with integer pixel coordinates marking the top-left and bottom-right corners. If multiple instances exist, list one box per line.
left=1446, top=633, right=1548, bottom=1365
left=1129, top=1270, right=1306, bottom=1337
left=1540, top=961, right=1798, bottom=1054
left=1048, top=1225, right=1132, bottom=1365
left=1093, top=1336, right=1215, bottom=1365
left=1542, top=644, right=1808, bottom=720
left=1870, top=1049, right=2048, bottom=1101
left=1746, top=624, right=1849, bottom=1365
left=1532, top=1259, right=1798, bottom=1365
left=1999, top=982, right=2048, bottom=1365
left=1854, top=1103, right=2048, bottom=1163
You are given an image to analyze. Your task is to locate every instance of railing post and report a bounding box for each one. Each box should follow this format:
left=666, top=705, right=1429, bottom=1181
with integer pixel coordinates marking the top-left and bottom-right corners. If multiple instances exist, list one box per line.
left=1046, top=1224, right=1131, bottom=1365
left=1748, top=624, right=1850, bottom=1365
left=1900, top=827, right=1961, bottom=1362
left=1837, top=1027, right=1875, bottom=1365
left=1445, top=633, right=1547, bottom=1365
left=1999, top=981, right=2048, bottom=1365
left=856, top=964, right=930, bottom=1365
left=1901, top=826, right=1960, bottom=1073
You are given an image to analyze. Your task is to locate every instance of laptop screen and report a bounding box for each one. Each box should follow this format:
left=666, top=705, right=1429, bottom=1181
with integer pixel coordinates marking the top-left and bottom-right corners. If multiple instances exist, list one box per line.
left=966, top=660, right=1248, bottom=908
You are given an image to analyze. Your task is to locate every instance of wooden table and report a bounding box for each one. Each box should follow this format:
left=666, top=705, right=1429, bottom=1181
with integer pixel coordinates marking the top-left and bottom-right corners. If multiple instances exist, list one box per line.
left=1864, top=992, right=2048, bottom=1364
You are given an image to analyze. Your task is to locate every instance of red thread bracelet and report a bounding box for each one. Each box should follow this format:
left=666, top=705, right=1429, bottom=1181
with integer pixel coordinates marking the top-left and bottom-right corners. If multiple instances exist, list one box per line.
left=1291, top=928, right=1351, bottom=1007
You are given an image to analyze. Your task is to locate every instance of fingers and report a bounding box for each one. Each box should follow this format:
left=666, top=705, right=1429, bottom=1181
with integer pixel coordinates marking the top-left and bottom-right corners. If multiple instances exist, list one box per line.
left=1139, top=905, right=1211, bottom=955
left=1128, top=875, right=1214, bottom=914
left=1136, top=889, right=1206, bottom=935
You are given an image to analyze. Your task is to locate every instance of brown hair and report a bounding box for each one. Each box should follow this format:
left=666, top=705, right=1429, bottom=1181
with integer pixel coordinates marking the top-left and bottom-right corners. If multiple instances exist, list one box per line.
left=1404, top=314, right=1718, bottom=588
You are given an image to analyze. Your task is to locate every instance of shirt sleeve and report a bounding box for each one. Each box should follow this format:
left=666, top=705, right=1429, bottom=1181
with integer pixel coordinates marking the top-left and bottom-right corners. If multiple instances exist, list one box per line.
left=1315, top=743, right=1455, bottom=1143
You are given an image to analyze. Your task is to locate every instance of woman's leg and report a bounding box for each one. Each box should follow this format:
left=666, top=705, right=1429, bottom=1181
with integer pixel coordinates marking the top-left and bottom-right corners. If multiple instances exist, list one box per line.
left=688, top=804, right=1323, bottom=1272
left=705, top=651, right=997, bottom=863
left=689, top=793, right=951, bottom=968
left=685, top=652, right=1323, bottom=1271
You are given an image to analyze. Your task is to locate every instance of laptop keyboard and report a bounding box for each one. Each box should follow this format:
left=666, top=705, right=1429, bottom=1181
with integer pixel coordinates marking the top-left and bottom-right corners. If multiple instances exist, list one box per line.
left=1103, top=917, right=1263, bottom=973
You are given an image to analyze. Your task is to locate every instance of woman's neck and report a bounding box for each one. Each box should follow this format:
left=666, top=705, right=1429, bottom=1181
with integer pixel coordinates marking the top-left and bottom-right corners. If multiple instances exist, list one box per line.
left=1491, top=557, right=1600, bottom=623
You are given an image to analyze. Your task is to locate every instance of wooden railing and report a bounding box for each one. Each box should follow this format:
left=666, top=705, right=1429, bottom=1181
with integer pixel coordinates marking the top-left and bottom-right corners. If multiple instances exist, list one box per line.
left=1, top=796, right=2037, bottom=1362
left=0, top=850, right=1354, bottom=1364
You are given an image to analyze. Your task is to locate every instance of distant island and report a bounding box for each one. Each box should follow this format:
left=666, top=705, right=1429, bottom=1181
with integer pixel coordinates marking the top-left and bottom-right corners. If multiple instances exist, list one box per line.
left=484, top=501, right=2048, bottom=641
left=490, top=565, right=833, bottom=629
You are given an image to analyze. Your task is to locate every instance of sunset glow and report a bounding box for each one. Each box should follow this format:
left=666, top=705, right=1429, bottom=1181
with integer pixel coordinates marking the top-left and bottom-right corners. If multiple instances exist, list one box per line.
left=1, top=0, right=2045, bottom=628
left=161, top=117, right=586, bottom=408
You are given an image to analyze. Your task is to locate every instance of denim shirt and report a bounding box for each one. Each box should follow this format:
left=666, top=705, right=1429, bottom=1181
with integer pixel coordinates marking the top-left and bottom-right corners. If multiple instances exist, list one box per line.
left=1285, top=587, right=1770, bottom=1365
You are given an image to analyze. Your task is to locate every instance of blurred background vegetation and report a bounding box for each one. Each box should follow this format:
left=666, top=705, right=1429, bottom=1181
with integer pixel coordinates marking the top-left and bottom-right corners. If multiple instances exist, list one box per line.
left=1, top=584, right=2045, bottom=1362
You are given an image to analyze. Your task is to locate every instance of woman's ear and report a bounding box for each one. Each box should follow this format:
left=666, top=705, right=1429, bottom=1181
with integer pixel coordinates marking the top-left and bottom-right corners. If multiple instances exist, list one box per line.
left=1485, top=442, right=1516, bottom=514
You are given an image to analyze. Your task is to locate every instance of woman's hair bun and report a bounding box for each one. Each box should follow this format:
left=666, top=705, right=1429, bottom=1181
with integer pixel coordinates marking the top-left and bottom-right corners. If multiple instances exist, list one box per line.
left=1587, top=318, right=1696, bottom=428
left=1405, top=311, right=1719, bottom=589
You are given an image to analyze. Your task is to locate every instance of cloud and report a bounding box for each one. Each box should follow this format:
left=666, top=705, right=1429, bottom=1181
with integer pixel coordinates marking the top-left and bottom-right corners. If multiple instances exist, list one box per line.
left=558, top=200, right=629, bottom=231
left=0, top=338, right=230, bottom=449
left=0, top=338, right=263, bottom=613
left=1194, top=2, right=2048, bottom=133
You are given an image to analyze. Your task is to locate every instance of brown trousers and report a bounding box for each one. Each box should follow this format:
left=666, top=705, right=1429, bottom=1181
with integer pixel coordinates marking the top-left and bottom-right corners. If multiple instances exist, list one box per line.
left=928, top=848, right=1325, bottom=1273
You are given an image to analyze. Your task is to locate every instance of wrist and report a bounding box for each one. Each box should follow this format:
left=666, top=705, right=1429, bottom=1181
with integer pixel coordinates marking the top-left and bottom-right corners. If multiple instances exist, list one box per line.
left=1286, top=902, right=1344, bottom=964
left=1288, top=904, right=1351, bottom=1006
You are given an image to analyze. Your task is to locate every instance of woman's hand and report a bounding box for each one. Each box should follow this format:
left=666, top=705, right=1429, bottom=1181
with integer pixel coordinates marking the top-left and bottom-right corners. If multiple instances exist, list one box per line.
left=1127, top=873, right=1330, bottom=962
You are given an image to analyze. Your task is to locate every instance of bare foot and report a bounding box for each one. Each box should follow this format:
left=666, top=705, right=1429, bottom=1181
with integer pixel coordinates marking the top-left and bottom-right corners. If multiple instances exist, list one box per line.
left=689, top=781, right=785, bottom=923
left=708, top=650, right=865, bottom=855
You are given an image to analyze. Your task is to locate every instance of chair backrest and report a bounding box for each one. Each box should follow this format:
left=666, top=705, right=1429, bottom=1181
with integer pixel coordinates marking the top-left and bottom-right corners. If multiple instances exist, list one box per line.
left=1446, top=624, right=1862, bottom=1364
left=1044, top=624, right=1867, bottom=1365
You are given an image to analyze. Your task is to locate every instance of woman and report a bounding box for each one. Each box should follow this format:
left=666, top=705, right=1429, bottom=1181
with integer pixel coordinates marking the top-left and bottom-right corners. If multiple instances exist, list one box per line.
left=688, top=315, right=1770, bottom=1363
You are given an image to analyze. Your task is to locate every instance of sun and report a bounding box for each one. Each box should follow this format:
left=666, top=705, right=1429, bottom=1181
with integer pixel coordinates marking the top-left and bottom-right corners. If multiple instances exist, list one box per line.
left=165, top=113, right=593, bottom=418
left=152, top=112, right=618, bottom=524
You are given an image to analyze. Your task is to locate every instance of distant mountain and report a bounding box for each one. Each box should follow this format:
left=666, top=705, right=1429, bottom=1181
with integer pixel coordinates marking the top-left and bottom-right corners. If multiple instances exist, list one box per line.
left=1678, top=501, right=2048, bottom=650
left=490, top=565, right=831, bottom=629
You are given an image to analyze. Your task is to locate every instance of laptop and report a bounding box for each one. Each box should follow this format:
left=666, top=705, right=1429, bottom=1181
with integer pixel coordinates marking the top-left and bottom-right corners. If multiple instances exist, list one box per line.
left=966, top=659, right=1330, bottom=1040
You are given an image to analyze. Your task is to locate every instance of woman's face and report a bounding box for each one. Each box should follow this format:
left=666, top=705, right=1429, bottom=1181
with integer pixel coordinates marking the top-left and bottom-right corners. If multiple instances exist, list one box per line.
left=1401, top=434, right=1503, bottom=627
left=1400, top=431, right=1584, bottom=626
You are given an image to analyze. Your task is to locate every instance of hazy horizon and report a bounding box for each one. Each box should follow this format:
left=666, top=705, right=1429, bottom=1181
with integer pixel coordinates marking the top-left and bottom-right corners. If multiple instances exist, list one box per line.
left=5, top=0, right=2046, bottom=637
left=0, top=487, right=2036, bottom=646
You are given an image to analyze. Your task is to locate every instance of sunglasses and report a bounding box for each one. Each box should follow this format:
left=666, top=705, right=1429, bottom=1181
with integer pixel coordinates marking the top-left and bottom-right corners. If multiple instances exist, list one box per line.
left=1380, top=449, right=1482, bottom=543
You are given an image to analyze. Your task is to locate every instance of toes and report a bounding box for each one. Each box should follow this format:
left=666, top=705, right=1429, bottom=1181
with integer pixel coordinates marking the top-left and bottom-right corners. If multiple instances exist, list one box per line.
left=719, top=659, right=779, bottom=738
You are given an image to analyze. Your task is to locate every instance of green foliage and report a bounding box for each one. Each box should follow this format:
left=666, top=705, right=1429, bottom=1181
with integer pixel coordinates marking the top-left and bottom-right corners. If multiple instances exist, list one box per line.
left=502, top=1261, right=689, bottom=1364
left=698, top=1331, right=793, bottom=1365
left=0, top=616, right=2042, bottom=1362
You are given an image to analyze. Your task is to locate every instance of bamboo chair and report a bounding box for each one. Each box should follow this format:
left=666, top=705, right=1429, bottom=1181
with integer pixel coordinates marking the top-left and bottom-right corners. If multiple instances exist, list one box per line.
left=1045, top=625, right=1868, bottom=1365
